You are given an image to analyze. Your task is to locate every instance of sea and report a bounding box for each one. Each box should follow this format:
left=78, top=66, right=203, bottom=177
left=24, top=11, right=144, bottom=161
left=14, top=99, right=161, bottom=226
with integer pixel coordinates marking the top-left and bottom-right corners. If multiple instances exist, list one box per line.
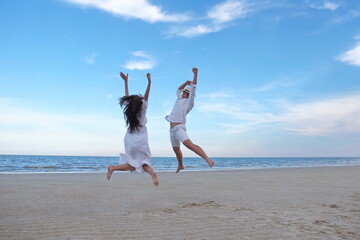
left=0, top=155, right=360, bottom=174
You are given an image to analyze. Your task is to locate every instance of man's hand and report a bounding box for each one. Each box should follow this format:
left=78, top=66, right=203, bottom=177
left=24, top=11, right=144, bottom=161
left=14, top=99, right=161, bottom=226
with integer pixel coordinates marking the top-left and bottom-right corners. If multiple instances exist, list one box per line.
left=120, top=72, right=128, bottom=81
left=192, top=67, right=198, bottom=75
left=146, top=73, right=151, bottom=82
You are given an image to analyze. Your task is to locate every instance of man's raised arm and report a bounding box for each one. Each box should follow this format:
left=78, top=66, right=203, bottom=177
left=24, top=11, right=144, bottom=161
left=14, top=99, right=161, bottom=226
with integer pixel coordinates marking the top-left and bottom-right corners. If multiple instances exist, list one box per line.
left=192, top=67, right=198, bottom=85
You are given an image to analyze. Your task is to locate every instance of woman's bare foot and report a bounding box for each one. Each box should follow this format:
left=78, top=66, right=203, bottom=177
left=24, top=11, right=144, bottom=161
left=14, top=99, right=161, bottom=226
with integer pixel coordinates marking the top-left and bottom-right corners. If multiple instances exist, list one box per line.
left=151, top=172, right=159, bottom=186
left=107, top=166, right=113, bottom=180
left=175, top=165, right=184, bottom=173
left=208, top=160, right=215, bottom=168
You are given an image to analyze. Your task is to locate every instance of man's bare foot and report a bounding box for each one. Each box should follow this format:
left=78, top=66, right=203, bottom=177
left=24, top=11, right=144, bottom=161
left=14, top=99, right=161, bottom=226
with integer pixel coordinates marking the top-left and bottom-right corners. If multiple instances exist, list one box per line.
left=208, top=160, right=215, bottom=168
left=107, top=166, right=113, bottom=180
left=175, top=165, right=184, bottom=173
left=151, top=172, right=159, bottom=186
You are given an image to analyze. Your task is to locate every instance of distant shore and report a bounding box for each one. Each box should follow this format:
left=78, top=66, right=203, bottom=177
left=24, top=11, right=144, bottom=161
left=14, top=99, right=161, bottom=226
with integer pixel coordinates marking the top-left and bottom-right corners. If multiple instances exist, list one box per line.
left=1, top=155, right=360, bottom=173
left=1, top=166, right=359, bottom=239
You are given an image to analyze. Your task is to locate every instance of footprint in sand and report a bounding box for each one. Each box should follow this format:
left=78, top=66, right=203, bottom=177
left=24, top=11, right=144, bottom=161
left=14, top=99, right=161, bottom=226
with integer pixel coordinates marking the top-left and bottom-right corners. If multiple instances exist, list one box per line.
left=180, top=201, right=222, bottom=208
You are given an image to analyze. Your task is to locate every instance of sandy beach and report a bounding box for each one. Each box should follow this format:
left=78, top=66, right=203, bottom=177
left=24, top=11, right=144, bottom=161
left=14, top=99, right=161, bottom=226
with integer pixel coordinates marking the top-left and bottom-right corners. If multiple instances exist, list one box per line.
left=1, top=166, right=359, bottom=239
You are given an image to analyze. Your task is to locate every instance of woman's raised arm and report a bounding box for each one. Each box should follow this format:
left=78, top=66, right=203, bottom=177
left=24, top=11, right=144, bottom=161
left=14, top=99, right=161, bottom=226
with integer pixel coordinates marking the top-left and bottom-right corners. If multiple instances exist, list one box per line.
left=120, top=72, right=129, bottom=96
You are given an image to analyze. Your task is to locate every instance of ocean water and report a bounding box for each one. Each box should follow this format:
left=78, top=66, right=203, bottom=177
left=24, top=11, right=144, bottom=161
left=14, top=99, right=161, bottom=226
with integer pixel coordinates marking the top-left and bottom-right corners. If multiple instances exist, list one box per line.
left=0, top=155, right=360, bottom=173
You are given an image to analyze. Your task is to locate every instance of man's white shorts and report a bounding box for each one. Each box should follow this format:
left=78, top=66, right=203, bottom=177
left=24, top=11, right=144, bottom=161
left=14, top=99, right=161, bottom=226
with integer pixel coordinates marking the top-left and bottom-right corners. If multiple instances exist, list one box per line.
left=169, top=124, right=189, bottom=147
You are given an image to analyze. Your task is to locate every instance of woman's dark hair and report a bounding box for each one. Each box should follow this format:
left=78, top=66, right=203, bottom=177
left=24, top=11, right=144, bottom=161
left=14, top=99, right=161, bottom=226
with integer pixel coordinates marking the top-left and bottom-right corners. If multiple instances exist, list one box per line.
left=119, top=95, right=144, bottom=133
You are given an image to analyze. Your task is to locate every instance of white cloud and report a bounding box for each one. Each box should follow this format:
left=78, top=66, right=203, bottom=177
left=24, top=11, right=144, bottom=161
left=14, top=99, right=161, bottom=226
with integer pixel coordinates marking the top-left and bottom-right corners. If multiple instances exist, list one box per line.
left=323, top=2, right=340, bottom=11
left=197, top=96, right=278, bottom=131
left=123, top=50, right=156, bottom=70
left=64, top=0, right=253, bottom=38
left=281, top=93, right=360, bottom=136
left=338, top=42, right=360, bottom=67
left=333, top=10, right=360, bottom=24
left=197, top=99, right=278, bottom=135
left=166, top=0, right=251, bottom=38
left=207, top=0, right=249, bottom=24
left=197, top=91, right=360, bottom=136
left=82, top=53, right=97, bottom=64
left=63, top=0, right=189, bottom=23
left=124, top=61, right=155, bottom=70
left=256, top=78, right=293, bottom=92
left=198, top=92, right=236, bottom=99
left=307, top=1, right=340, bottom=11
left=0, top=99, right=121, bottom=132
left=167, top=24, right=222, bottom=38
left=132, top=50, right=151, bottom=59
left=0, top=98, right=124, bottom=155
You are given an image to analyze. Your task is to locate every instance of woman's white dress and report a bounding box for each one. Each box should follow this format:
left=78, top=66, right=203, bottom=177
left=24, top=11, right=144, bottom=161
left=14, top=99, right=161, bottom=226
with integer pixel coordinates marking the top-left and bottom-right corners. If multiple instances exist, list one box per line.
left=119, top=100, right=151, bottom=172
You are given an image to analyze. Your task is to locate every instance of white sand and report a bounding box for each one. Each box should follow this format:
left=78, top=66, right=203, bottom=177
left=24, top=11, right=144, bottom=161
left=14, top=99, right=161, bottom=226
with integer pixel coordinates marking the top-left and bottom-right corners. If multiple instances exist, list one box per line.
left=1, top=166, right=359, bottom=239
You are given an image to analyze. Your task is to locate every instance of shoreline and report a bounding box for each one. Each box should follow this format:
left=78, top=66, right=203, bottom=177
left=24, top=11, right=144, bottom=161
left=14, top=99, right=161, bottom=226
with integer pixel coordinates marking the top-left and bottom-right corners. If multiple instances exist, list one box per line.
left=1, top=154, right=360, bottom=158
left=1, top=163, right=360, bottom=174
left=1, top=165, right=359, bottom=239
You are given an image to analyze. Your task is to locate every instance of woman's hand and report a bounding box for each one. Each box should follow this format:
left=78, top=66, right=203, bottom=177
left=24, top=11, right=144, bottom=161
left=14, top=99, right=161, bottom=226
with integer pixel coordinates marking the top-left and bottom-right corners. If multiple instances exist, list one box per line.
left=120, top=72, right=128, bottom=81
left=146, top=73, right=151, bottom=82
left=192, top=67, right=198, bottom=75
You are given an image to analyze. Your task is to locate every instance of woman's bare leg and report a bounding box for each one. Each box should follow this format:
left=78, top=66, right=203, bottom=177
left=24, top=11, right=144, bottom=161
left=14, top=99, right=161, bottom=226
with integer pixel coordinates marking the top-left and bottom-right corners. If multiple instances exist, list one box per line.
left=183, top=139, right=214, bottom=167
left=142, top=164, right=159, bottom=186
left=172, top=146, right=184, bottom=173
left=107, top=164, right=135, bottom=180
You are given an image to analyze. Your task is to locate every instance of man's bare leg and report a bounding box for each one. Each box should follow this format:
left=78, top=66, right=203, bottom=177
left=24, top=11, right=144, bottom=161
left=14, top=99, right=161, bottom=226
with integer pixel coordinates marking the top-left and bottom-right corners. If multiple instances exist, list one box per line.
left=172, top=146, right=184, bottom=173
left=183, top=139, right=215, bottom=167
left=142, top=164, right=159, bottom=186
left=107, top=164, right=135, bottom=180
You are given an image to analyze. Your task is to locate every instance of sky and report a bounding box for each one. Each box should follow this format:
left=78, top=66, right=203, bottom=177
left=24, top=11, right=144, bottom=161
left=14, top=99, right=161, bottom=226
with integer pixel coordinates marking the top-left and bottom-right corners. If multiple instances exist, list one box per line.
left=1, top=0, right=360, bottom=157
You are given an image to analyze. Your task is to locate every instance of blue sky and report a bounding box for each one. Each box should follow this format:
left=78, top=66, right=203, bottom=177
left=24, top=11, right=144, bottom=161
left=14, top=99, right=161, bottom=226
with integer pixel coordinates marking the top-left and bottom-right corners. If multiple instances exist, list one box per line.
left=1, top=0, right=360, bottom=157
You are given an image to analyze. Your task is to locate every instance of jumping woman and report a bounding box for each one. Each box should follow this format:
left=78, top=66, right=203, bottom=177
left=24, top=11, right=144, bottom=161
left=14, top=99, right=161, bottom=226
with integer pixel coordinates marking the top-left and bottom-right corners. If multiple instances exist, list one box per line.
left=107, top=72, right=159, bottom=186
